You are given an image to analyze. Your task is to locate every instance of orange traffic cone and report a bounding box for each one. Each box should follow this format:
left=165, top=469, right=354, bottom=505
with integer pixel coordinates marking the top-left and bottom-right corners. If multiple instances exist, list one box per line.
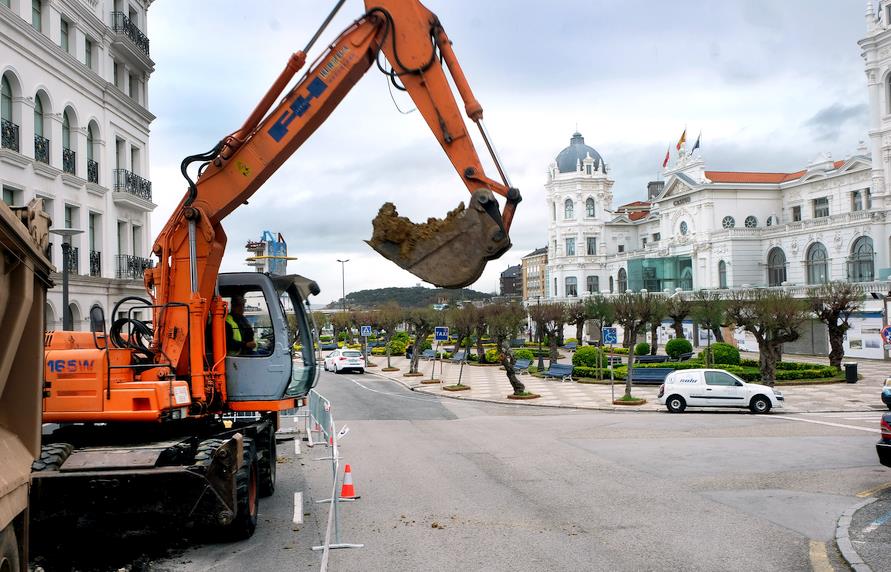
left=340, top=464, right=357, bottom=499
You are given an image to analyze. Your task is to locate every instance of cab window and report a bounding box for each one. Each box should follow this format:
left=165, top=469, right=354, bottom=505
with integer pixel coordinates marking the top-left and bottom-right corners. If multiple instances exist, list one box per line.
left=704, top=371, right=738, bottom=386
left=223, top=288, right=274, bottom=357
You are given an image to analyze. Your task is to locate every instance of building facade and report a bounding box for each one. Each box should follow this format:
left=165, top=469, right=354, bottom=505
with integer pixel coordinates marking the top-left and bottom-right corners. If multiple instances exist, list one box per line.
left=1, top=0, right=155, bottom=330
left=499, top=264, right=521, bottom=298
left=521, top=246, right=547, bottom=300
left=540, top=1, right=891, bottom=359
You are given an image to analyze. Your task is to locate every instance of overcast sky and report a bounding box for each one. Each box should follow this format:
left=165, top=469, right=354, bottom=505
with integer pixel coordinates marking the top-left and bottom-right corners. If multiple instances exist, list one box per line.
left=147, top=0, right=871, bottom=305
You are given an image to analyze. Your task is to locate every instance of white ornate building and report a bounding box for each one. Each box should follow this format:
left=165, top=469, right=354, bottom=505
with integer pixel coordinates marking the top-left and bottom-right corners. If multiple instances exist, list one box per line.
left=541, top=1, right=891, bottom=359
left=1, top=0, right=155, bottom=329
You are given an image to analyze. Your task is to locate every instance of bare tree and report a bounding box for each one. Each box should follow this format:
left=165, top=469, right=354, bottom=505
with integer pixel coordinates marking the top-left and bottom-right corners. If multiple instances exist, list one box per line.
left=330, top=311, right=352, bottom=345
left=376, top=303, right=405, bottom=369
left=725, top=289, right=809, bottom=384
left=529, top=302, right=566, bottom=366
left=447, top=304, right=477, bottom=360
left=613, top=293, right=656, bottom=398
left=665, top=293, right=691, bottom=339
left=472, top=305, right=490, bottom=362
left=565, top=301, right=589, bottom=343
left=691, top=290, right=725, bottom=366
left=405, top=308, right=436, bottom=374
left=809, top=282, right=863, bottom=368
left=643, top=295, right=666, bottom=355
left=584, top=295, right=615, bottom=345
left=487, top=303, right=529, bottom=395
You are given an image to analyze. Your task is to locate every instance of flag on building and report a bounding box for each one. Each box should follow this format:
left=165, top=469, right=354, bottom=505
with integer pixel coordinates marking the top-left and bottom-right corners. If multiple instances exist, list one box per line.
left=662, top=146, right=670, bottom=168
left=676, top=128, right=687, bottom=151
left=690, top=132, right=701, bottom=154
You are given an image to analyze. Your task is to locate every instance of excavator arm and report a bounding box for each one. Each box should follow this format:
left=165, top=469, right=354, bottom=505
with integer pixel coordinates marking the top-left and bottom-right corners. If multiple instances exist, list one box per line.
left=145, top=0, right=519, bottom=385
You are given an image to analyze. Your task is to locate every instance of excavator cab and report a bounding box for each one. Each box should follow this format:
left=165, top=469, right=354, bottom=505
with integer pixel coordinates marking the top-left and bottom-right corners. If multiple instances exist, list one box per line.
left=218, top=273, right=320, bottom=403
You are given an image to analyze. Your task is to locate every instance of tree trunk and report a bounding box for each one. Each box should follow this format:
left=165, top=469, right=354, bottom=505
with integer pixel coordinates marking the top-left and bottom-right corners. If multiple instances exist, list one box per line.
left=672, top=319, right=684, bottom=339
left=475, top=335, right=485, bottom=362
left=576, top=321, right=584, bottom=344
left=384, top=333, right=394, bottom=368
left=625, top=345, right=636, bottom=398
left=622, top=327, right=632, bottom=348
left=409, top=337, right=425, bottom=373
left=827, top=323, right=845, bottom=369
left=758, top=341, right=780, bottom=386
left=711, top=325, right=724, bottom=343
left=548, top=336, right=558, bottom=366
left=500, top=343, right=526, bottom=395
left=650, top=323, right=658, bottom=355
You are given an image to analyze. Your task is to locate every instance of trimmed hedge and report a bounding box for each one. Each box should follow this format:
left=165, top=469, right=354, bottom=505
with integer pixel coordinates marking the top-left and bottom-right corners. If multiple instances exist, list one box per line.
left=573, top=346, right=608, bottom=368
left=513, top=348, right=534, bottom=361
left=634, top=342, right=650, bottom=356
left=610, top=361, right=838, bottom=382
left=699, top=342, right=740, bottom=365
left=665, top=338, right=693, bottom=360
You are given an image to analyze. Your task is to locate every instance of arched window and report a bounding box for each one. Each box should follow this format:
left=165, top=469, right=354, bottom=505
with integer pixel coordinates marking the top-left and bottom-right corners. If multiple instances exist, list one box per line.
left=586, top=198, right=595, bottom=217
left=849, top=236, right=875, bottom=282
left=62, top=110, right=70, bottom=149
left=62, top=109, right=75, bottom=174
left=680, top=267, right=693, bottom=291
left=86, top=123, right=98, bottom=183
left=551, top=201, right=556, bottom=221
left=806, top=242, right=829, bottom=285
left=564, top=199, right=574, bottom=220
left=767, top=247, right=787, bottom=286
left=565, top=276, right=577, bottom=297
left=718, top=260, right=727, bottom=289
left=609, top=276, right=614, bottom=293
left=33, top=95, right=43, bottom=137
left=617, top=268, right=627, bottom=293
left=33, top=95, right=48, bottom=164
left=1, top=76, right=11, bottom=122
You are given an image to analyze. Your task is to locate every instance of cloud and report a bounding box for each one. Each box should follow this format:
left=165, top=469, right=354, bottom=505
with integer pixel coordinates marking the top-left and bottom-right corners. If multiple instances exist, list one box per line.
left=804, top=103, right=869, bottom=142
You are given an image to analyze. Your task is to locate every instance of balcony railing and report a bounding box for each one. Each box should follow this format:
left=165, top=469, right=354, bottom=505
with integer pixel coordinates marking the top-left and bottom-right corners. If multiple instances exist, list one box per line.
left=63, top=246, right=79, bottom=274
left=1, top=119, right=19, bottom=152
left=115, top=254, right=153, bottom=280
left=111, top=12, right=150, bottom=56
left=34, top=135, right=49, bottom=164
left=62, top=148, right=76, bottom=175
left=113, top=169, right=152, bottom=201
left=89, top=250, right=101, bottom=277
left=87, top=159, right=98, bottom=184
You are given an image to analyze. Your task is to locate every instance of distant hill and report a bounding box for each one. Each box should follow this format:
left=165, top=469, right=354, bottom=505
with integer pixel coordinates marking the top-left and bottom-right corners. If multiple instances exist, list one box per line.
left=325, top=286, right=494, bottom=310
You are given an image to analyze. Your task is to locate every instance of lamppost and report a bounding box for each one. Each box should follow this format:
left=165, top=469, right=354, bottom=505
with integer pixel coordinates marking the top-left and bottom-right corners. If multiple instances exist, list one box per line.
left=50, top=228, right=84, bottom=331
left=536, top=295, right=544, bottom=370
left=336, top=258, right=349, bottom=313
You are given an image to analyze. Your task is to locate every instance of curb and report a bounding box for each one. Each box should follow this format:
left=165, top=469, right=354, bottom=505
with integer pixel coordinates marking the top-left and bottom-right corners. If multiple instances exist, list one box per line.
left=836, top=497, right=878, bottom=572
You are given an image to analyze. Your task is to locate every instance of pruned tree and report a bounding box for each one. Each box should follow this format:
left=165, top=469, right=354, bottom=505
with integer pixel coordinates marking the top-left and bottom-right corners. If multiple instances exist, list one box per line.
left=584, top=295, right=615, bottom=345
left=613, top=293, right=656, bottom=398
left=528, top=302, right=565, bottom=366
left=809, top=282, right=863, bottom=368
left=472, top=305, right=489, bottom=362
left=665, top=293, right=691, bottom=340
left=565, top=301, right=589, bottom=343
left=725, top=289, right=809, bottom=384
left=691, top=290, right=725, bottom=366
left=376, top=303, right=405, bottom=369
left=405, top=308, right=436, bottom=373
left=643, top=295, right=666, bottom=355
left=447, top=304, right=477, bottom=361
left=330, top=311, right=352, bottom=345
left=487, top=303, right=529, bottom=395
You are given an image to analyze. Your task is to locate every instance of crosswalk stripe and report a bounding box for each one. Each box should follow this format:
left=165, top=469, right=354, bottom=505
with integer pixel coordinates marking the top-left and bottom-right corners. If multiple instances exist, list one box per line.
left=769, top=415, right=880, bottom=433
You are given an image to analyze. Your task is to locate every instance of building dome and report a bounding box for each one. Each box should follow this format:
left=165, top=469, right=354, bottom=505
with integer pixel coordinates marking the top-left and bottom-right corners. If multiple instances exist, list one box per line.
left=555, top=132, right=605, bottom=174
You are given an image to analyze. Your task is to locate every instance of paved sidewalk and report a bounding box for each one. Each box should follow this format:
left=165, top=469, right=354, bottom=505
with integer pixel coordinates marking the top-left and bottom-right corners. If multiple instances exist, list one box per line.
left=363, top=353, right=889, bottom=413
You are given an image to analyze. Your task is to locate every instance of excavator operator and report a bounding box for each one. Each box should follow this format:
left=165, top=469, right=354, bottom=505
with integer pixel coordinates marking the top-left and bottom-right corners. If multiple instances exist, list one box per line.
left=225, top=295, right=257, bottom=355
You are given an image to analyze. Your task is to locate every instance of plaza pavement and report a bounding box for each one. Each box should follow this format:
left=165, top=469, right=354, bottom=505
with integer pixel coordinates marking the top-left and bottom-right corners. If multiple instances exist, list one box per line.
left=362, top=351, right=891, bottom=413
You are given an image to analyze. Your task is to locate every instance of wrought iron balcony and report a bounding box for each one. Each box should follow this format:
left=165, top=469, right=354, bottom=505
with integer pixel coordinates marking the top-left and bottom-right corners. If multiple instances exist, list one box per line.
left=89, top=250, right=101, bottom=277
left=115, top=254, right=153, bottom=280
left=87, top=159, right=98, bottom=184
left=63, top=148, right=76, bottom=175
left=113, top=169, right=152, bottom=201
left=63, top=246, right=79, bottom=274
left=34, top=135, right=49, bottom=164
left=111, top=12, right=150, bottom=57
left=1, top=119, right=19, bottom=152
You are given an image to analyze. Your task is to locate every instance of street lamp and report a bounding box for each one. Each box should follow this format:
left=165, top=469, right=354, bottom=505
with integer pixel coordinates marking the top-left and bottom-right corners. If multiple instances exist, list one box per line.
left=336, top=258, right=350, bottom=313
left=536, top=295, right=544, bottom=370
left=50, top=227, right=85, bottom=331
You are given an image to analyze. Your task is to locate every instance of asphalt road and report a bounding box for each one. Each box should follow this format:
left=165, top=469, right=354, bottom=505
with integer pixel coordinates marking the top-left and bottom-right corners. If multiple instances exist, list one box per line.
left=147, top=370, right=891, bottom=572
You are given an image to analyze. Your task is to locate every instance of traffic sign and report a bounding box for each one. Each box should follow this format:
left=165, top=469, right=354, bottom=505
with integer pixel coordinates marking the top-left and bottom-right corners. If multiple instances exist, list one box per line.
left=360, top=325, right=372, bottom=337
left=602, top=327, right=618, bottom=345
left=434, top=326, right=449, bottom=341
left=882, top=326, right=891, bottom=345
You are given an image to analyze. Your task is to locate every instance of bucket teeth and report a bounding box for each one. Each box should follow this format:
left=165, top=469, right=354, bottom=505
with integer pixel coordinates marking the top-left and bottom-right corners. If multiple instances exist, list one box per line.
left=366, top=190, right=511, bottom=288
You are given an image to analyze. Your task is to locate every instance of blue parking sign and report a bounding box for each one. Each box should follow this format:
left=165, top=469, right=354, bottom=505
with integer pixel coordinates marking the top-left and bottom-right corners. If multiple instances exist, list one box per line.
left=434, top=326, right=449, bottom=341
left=602, top=327, right=618, bottom=345
left=361, top=325, right=372, bottom=337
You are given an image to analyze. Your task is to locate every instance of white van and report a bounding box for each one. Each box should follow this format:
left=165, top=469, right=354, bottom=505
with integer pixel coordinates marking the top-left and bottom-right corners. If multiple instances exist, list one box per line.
left=657, top=369, right=783, bottom=414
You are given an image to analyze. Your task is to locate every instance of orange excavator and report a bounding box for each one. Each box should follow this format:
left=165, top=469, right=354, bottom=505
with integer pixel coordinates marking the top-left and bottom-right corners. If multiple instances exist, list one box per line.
left=30, top=0, right=519, bottom=540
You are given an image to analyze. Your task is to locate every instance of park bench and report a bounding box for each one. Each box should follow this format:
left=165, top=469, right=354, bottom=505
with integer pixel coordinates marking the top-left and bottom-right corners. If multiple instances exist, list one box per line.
left=635, top=354, right=670, bottom=364
left=607, top=355, right=623, bottom=366
left=510, top=338, right=526, bottom=348
left=420, top=349, right=436, bottom=360
left=562, top=341, right=578, bottom=351
left=543, top=363, right=574, bottom=382
left=451, top=351, right=466, bottom=363
left=514, top=358, right=531, bottom=374
left=629, top=367, right=674, bottom=384
left=678, top=352, right=694, bottom=361
left=320, top=342, right=338, bottom=351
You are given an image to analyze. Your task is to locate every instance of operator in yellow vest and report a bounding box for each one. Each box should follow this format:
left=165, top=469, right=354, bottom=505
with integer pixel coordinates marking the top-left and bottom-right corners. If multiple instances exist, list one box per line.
left=226, top=295, right=257, bottom=355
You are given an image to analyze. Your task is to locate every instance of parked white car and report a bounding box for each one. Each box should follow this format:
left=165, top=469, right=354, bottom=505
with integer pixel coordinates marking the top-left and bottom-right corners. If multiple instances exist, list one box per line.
left=323, top=349, right=365, bottom=374
left=657, top=369, right=783, bottom=414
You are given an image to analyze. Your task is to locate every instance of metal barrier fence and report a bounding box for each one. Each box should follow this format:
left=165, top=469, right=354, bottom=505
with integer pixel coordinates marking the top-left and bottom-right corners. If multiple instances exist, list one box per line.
left=305, top=389, right=362, bottom=570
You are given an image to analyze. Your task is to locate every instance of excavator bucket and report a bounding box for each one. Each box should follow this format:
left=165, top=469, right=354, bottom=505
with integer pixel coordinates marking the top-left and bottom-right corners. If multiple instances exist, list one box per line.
left=367, top=189, right=511, bottom=288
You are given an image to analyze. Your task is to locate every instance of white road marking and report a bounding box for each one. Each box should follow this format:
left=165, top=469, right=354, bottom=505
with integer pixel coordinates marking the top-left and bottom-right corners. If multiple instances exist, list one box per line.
left=293, top=492, right=303, bottom=524
left=769, top=415, right=880, bottom=433
left=347, top=377, right=442, bottom=402
left=294, top=439, right=301, bottom=456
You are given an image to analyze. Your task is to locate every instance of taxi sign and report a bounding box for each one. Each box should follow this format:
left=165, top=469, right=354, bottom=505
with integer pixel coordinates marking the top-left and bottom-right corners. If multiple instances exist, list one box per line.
left=434, top=326, right=449, bottom=341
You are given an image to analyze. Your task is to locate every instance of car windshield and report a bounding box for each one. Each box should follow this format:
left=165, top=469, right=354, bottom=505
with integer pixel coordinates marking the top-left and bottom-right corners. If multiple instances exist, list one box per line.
left=343, top=351, right=362, bottom=357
